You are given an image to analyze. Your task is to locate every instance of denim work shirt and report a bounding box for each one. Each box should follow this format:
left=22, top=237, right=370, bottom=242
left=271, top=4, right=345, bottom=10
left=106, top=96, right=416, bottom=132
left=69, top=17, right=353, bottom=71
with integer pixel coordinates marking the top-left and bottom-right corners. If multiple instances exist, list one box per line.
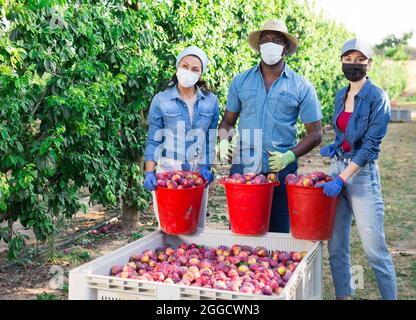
left=144, top=85, right=219, bottom=170
left=226, top=63, right=322, bottom=173
left=332, top=78, right=391, bottom=167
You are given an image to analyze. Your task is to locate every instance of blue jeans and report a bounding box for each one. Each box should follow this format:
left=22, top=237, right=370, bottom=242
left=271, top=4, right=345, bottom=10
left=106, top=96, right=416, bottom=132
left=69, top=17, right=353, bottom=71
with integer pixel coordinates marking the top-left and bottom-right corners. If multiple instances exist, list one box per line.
left=230, top=162, right=298, bottom=233
left=328, top=158, right=397, bottom=300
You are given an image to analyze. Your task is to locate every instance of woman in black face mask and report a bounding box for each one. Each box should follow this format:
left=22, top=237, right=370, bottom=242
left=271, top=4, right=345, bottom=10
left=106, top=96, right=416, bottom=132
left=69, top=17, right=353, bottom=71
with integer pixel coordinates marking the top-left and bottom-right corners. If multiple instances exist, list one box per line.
left=318, top=39, right=397, bottom=300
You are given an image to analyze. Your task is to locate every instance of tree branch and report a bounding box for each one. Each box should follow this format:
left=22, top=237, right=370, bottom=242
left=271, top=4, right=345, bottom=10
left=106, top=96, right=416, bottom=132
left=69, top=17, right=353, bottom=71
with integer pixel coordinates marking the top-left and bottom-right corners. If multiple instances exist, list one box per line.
left=32, top=90, right=48, bottom=115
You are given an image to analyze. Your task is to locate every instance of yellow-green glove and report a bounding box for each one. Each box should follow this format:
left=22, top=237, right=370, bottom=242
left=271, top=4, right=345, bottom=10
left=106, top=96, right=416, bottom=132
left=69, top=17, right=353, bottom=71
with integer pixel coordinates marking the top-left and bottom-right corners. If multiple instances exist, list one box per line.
left=218, top=134, right=239, bottom=163
left=268, top=150, right=296, bottom=172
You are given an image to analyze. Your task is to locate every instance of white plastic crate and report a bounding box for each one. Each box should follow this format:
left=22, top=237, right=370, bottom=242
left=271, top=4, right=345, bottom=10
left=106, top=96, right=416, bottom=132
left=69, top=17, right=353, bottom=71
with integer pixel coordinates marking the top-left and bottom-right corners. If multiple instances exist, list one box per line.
left=391, top=109, right=411, bottom=122
left=69, top=229, right=323, bottom=300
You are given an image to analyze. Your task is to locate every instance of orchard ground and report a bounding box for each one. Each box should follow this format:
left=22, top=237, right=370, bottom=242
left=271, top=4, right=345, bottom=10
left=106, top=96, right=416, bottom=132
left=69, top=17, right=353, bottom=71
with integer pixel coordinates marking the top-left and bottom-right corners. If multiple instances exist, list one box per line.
left=1, top=60, right=415, bottom=300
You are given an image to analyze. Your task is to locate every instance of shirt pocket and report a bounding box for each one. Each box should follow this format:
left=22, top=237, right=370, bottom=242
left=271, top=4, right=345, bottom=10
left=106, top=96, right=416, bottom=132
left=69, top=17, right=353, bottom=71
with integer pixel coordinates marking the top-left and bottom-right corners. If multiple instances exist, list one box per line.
left=267, top=92, right=298, bottom=147
left=268, top=92, right=298, bottom=128
left=358, top=116, right=369, bottom=130
left=161, top=104, right=183, bottom=129
left=238, top=90, right=257, bottom=115
left=353, top=115, right=369, bottom=139
left=197, top=110, right=214, bottom=132
left=277, top=92, right=299, bottom=117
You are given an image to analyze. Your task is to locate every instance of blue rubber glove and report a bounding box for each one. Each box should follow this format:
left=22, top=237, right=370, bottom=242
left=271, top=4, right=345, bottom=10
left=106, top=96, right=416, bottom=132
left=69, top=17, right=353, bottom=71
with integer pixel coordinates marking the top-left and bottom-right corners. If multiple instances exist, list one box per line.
left=316, top=176, right=345, bottom=198
left=144, top=171, right=157, bottom=191
left=320, top=144, right=336, bottom=158
left=200, top=166, right=214, bottom=185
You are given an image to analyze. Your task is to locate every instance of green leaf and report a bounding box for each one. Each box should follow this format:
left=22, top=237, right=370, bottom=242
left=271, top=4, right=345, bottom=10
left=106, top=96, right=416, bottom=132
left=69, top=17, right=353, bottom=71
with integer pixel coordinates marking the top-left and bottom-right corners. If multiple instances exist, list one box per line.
left=0, top=127, right=10, bottom=140
left=39, top=140, right=51, bottom=155
left=0, top=201, right=7, bottom=212
left=15, top=141, right=24, bottom=153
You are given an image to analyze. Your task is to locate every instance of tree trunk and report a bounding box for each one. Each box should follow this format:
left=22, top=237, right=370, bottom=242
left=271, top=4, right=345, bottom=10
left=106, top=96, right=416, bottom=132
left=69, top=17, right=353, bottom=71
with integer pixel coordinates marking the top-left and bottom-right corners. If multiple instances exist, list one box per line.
left=120, top=151, right=144, bottom=228
left=121, top=203, right=139, bottom=228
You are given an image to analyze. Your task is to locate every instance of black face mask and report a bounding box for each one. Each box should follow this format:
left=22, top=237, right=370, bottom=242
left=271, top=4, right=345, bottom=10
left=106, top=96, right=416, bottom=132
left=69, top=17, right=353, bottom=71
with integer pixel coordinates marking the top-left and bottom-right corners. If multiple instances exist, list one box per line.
left=342, top=63, right=368, bottom=82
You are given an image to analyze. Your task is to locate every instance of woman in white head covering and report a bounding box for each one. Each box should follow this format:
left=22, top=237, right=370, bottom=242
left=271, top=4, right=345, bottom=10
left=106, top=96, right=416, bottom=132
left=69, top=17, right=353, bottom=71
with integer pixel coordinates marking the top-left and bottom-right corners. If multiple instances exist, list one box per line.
left=143, top=46, right=220, bottom=228
left=318, top=38, right=397, bottom=300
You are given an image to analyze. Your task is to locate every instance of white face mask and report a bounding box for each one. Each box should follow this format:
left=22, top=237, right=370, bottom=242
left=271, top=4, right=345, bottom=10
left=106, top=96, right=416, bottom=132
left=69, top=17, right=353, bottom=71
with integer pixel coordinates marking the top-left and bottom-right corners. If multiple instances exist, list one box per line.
left=260, top=42, right=285, bottom=65
left=176, top=68, right=200, bottom=88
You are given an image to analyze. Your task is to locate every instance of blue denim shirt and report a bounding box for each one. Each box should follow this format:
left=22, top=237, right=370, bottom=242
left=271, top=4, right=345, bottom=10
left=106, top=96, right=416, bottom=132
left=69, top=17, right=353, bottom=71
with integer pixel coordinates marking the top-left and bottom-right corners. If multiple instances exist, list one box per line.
left=144, top=85, right=219, bottom=169
left=226, top=63, right=322, bottom=173
left=332, top=78, right=391, bottom=167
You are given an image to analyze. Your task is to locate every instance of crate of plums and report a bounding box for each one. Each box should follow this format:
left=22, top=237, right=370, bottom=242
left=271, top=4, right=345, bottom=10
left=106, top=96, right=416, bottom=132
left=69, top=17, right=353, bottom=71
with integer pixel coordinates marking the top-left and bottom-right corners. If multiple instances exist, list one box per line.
left=69, top=229, right=323, bottom=300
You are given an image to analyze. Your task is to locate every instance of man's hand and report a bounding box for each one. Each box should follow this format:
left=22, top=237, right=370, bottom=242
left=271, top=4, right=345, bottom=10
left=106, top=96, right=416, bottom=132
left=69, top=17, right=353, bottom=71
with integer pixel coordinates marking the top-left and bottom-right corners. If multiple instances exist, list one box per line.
left=219, top=134, right=239, bottom=163
left=218, top=110, right=240, bottom=164
left=268, top=150, right=296, bottom=172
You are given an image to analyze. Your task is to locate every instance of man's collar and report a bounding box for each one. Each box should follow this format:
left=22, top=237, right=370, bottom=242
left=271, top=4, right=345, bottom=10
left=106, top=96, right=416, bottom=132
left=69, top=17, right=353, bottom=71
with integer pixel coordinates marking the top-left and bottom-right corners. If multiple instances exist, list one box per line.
left=255, top=62, right=291, bottom=78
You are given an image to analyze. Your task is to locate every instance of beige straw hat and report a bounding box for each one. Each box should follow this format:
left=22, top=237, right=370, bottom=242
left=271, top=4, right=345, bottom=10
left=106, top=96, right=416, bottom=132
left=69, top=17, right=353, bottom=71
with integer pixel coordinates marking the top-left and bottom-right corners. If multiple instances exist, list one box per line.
left=248, top=19, right=299, bottom=55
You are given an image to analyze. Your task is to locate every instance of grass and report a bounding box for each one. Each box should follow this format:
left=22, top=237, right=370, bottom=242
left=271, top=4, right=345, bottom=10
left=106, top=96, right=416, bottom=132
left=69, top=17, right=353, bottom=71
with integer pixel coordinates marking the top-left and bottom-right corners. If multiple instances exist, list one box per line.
left=130, top=232, right=144, bottom=240
left=411, top=262, right=416, bottom=291
left=379, top=123, right=416, bottom=300
left=208, top=213, right=228, bottom=223
left=46, top=248, right=91, bottom=265
left=379, top=123, right=416, bottom=241
left=37, top=292, right=59, bottom=300
left=62, top=282, right=69, bottom=294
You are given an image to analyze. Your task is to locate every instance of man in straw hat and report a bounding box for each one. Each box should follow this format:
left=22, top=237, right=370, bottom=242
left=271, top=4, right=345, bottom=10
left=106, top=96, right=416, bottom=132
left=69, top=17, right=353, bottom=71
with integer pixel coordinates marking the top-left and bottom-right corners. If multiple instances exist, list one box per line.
left=218, top=19, right=323, bottom=233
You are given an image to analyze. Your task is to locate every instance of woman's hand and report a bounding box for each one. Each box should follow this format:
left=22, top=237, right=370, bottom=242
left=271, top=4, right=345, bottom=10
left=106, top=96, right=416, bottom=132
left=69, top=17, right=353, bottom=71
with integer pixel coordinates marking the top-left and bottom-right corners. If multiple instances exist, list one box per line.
left=200, top=166, right=214, bottom=184
left=320, top=144, right=336, bottom=158
left=316, top=176, right=345, bottom=198
left=144, top=171, right=157, bottom=191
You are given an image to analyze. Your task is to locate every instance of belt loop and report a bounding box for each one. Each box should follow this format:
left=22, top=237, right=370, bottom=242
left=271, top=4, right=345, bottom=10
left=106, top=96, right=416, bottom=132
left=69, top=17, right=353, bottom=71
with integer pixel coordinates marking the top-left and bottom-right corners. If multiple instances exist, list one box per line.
left=335, top=154, right=352, bottom=165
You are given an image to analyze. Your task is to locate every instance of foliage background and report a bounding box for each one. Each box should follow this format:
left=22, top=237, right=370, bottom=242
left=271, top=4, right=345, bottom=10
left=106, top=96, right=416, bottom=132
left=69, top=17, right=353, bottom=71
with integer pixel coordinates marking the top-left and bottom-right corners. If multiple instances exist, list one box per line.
left=0, top=0, right=407, bottom=259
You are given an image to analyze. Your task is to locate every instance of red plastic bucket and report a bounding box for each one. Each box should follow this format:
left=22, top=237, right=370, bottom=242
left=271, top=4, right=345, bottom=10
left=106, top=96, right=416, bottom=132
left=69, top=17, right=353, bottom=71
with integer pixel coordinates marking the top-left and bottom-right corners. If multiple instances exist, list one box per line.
left=224, top=181, right=279, bottom=235
left=287, top=184, right=339, bottom=240
left=155, top=180, right=207, bottom=235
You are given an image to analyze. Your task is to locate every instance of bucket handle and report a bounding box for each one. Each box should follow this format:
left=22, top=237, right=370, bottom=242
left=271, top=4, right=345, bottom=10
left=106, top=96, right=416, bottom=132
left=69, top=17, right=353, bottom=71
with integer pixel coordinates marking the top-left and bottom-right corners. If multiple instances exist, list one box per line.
left=217, top=178, right=280, bottom=187
left=272, top=181, right=280, bottom=187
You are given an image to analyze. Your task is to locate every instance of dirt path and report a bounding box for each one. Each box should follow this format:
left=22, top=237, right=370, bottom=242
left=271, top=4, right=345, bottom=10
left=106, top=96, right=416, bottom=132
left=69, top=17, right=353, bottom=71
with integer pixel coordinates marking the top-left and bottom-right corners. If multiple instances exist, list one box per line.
left=0, top=198, right=107, bottom=254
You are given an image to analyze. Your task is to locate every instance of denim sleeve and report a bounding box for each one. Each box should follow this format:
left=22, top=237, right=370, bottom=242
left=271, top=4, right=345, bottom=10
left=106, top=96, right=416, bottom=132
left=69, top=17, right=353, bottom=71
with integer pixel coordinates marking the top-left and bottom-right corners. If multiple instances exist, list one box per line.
left=352, top=92, right=391, bottom=167
left=299, top=82, right=323, bottom=124
left=144, top=94, right=163, bottom=163
left=225, top=77, right=241, bottom=113
left=201, top=99, right=220, bottom=169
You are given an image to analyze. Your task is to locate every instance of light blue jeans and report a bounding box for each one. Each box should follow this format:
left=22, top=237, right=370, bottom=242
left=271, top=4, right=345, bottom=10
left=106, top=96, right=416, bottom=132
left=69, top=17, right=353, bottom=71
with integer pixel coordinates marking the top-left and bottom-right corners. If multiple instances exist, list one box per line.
left=328, top=158, right=397, bottom=300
